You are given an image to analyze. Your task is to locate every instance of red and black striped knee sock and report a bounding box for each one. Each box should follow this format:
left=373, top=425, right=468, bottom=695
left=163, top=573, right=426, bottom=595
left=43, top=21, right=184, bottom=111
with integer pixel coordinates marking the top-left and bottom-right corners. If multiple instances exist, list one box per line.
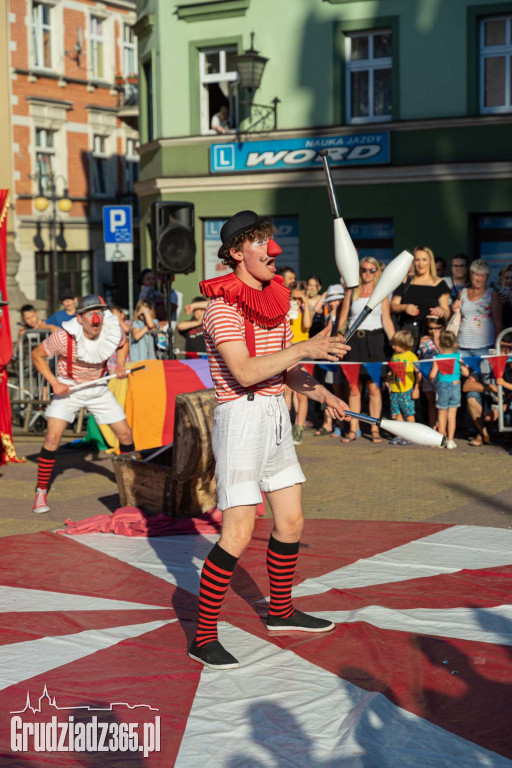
left=36, top=447, right=56, bottom=491
left=195, top=543, right=238, bottom=648
left=267, top=535, right=300, bottom=618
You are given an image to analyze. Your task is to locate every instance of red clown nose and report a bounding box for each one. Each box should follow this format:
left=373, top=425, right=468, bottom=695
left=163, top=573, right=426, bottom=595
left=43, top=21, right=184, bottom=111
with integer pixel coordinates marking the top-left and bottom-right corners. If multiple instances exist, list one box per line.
left=92, top=312, right=101, bottom=324
left=267, top=239, right=282, bottom=257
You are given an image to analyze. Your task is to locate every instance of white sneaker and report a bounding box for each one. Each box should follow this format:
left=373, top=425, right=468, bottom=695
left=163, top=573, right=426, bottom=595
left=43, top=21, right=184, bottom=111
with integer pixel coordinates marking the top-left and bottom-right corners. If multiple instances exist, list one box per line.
left=32, top=488, right=50, bottom=514
left=446, top=440, right=457, bottom=450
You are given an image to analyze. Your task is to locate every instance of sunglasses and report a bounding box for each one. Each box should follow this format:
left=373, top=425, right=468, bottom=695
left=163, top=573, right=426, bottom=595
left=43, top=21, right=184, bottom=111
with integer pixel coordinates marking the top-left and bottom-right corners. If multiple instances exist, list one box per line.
left=428, top=326, right=443, bottom=330
left=361, top=267, right=377, bottom=274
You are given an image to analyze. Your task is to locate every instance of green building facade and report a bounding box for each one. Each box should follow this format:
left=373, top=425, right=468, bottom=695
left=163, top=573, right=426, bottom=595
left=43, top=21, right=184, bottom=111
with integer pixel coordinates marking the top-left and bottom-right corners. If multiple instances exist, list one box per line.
left=134, top=0, right=512, bottom=305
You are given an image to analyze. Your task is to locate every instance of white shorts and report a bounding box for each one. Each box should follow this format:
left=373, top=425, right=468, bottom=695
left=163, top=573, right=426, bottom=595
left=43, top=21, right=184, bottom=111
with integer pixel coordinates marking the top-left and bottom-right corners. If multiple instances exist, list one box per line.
left=212, top=393, right=306, bottom=511
left=45, top=377, right=127, bottom=425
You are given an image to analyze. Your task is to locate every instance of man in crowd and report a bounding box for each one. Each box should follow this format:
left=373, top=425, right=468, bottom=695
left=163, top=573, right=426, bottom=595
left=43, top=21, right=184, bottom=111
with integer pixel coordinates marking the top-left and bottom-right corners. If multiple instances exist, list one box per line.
left=30, top=295, right=134, bottom=513
left=188, top=210, right=350, bottom=670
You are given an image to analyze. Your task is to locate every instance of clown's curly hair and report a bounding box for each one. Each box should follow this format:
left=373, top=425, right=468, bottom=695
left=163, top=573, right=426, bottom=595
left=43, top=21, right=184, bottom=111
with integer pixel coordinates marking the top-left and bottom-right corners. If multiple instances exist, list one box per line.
left=218, top=221, right=275, bottom=269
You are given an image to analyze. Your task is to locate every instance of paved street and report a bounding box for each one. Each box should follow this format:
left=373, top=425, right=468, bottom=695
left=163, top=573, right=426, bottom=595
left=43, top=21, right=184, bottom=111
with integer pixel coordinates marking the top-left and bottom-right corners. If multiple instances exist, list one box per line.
left=2, top=428, right=511, bottom=537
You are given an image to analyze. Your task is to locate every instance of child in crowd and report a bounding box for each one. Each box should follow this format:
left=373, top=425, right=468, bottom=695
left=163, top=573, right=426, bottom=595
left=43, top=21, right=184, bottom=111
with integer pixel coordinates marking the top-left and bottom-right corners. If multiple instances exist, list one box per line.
left=129, top=300, right=159, bottom=362
left=418, top=315, right=446, bottom=428
left=107, top=305, right=131, bottom=373
left=177, top=296, right=207, bottom=355
left=285, top=281, right=312, bottom=445
left=429, top=330, right=470, bottom=449
left=386, top=329, right=421, bottom=444
left=313, top=284, right=346, bottom=437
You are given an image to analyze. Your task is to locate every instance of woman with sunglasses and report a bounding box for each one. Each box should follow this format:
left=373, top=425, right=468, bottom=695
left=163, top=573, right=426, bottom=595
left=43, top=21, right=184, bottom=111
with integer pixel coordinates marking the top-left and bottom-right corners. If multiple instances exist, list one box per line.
left=337, top=257, right=395, bottom=442
left=418, top=315, right=446, bottom=428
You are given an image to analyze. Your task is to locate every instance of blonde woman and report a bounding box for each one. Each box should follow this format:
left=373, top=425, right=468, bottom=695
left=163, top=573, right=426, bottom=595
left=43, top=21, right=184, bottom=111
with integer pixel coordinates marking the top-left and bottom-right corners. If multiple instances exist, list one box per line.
left=391, top=246, right=450, bottom=351
left=129, top=300, right=159, bottom=362
left=337, top=257, right=395, bottom=442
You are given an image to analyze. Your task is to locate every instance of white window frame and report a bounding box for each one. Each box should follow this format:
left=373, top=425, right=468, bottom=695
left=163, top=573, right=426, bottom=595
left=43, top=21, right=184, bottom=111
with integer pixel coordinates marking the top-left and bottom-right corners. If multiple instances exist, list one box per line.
left=479, top=15, right=512, bottom=114
left=123, top=24, right=137, bottom=76
left=90, top=15, right=105, bottom=80
left=91, top=134, right=108, bottom=197
left=31, top=2, right=53, bottom=70
left=345, top=29, right=392, bottom=125
left=35, top=127, right=55, bottom=194
left=124, top=138, right=139, bottom=192
left=199, top=46, right=238, bottom=134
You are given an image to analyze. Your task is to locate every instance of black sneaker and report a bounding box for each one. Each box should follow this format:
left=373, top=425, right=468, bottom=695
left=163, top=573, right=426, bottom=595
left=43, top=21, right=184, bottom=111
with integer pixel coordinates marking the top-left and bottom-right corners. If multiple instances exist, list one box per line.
left=266, top=609, right=335, bottom=633
left=188, top=640, right=240, bottom=670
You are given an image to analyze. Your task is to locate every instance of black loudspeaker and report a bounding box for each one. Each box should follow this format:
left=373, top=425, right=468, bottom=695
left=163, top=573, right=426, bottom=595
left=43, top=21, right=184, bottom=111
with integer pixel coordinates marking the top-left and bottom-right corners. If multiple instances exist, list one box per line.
left=151, top=201, right=196, bottom=274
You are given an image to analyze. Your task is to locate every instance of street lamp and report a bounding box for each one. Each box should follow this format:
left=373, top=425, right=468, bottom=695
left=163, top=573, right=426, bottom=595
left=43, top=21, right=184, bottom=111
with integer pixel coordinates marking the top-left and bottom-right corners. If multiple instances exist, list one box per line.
left=233, top=33, right=280, bottom=131
left=33, top=175, right=72, bottom=312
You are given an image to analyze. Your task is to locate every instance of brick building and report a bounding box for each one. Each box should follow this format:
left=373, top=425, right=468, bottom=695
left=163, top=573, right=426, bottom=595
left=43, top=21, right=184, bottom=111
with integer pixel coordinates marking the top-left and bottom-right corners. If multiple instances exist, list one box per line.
left=8, top=0, right=139, bottom=315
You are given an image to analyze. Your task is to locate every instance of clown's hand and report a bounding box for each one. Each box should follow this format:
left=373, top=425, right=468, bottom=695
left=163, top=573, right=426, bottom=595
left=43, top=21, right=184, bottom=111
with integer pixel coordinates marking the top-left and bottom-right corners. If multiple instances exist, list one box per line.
left=115, top=364, right=129, bottom=379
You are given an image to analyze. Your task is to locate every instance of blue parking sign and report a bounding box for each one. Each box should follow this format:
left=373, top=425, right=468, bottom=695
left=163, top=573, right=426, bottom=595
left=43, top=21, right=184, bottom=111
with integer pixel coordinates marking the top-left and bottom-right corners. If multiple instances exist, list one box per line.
left=103, top=206, right=133, bottom=244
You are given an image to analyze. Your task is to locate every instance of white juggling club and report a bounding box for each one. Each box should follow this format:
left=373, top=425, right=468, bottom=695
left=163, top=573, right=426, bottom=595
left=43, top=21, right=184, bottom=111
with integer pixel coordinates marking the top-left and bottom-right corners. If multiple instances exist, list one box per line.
left=344, top=249, right=414, bottom=343
left=344, top=410, right=445, bottom=447
left=51, top=365, right=147, bottom=397
left=319, top=149, right=359, bottom=289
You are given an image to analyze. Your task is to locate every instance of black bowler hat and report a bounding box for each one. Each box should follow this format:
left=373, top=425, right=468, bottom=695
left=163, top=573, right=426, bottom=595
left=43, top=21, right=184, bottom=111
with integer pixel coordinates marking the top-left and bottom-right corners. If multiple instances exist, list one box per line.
left=218, top=210, right=270, bottom=258
left=76, top=294, right=107, bottom=314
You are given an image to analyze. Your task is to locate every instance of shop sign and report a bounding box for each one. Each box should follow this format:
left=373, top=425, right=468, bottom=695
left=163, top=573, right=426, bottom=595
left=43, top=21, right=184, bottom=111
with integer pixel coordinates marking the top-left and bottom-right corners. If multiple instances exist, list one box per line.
left=210, top=132, right=389, bottom=174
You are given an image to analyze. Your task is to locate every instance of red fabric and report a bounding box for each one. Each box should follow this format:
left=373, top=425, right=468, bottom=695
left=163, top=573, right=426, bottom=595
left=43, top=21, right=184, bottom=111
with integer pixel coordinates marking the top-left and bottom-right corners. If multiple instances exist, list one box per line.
left=388, top=360, right=407, bottom=384
left=0, top=190, right=11, bottom=369
left=437, top=358, right=455, bottom=376
left=199, top=272, right=290, bottom=328
left=58, top=500, right=266, bottom=536
left=302, top=364, right=315, bottom=376
left=489, top=355, right=508, bottom=380
left=341, top=363, right=360, bottom=392
left=161, top=362, right=208, bottom=445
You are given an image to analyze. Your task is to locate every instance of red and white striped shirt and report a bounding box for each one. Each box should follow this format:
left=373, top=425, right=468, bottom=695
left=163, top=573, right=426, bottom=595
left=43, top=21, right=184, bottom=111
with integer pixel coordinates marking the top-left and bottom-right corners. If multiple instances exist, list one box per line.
left=43, top=328, right=126, bottom=383
left=203, top=298, right=292, bottom=402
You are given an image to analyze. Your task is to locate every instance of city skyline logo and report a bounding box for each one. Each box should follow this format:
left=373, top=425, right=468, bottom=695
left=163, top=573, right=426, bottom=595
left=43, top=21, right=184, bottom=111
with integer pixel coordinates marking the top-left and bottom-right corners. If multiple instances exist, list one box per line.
left=10, top=684, right=159, bottom=715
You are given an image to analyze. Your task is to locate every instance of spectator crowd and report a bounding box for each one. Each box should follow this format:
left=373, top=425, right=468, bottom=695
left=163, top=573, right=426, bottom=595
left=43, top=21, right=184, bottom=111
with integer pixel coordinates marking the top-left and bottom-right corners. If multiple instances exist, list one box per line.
left=11, top=250, right=512, bottom=451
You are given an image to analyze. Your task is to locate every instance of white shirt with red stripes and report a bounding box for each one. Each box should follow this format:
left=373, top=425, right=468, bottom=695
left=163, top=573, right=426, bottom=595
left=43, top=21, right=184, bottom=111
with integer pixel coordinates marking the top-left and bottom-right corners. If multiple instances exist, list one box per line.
left=43, top=328, right=126, bottom=383
left=203, top=297, right=292, bottom=402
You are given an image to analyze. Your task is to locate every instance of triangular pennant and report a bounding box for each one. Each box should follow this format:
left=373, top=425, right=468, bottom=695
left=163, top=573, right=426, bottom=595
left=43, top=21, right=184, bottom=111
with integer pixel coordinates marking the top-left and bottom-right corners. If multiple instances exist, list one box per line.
left=318, top=363, right=337, bottom=372
left=437, top=358, right=455, bottom=376
left=364, top=362, right=383, bottom=386
left=341, top=363, right=360, bottom=392
left=489, top=355, right=508, bottom=380
left=415, top=360, right=434, bottom=378
left=388, top=361, right=407, bottom=384
left=302, top=363, right=315, bottom=377
left=462, top=355, right=481, bottom=372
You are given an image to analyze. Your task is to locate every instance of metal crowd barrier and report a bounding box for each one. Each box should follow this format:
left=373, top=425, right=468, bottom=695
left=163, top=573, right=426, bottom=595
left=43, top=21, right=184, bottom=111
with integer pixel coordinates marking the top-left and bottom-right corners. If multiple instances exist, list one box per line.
left=8, top=330, right=58, bottom=433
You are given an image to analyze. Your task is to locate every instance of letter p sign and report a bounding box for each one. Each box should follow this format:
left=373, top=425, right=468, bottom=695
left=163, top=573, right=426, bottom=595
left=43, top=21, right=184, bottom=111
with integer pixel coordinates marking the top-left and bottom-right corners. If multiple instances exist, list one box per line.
left=110, top=209, right=126, bottom=232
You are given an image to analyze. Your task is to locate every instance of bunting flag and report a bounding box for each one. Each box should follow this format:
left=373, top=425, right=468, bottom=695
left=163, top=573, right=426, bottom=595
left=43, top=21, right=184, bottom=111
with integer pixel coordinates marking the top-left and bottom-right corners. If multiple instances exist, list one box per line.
left=364, top=361, right=383, bottom=386
left=415, top=360, right=434, bottom=378
left=302, top=363, right=315, bottom=377
left=341, top=363, right=360, bottom=392
left=462, top=355, right=482, bottom=372
left=437, top=358, right=456, bottom=376
left=388, top=361, right=407, bottom=384
left=318, top=363, right=338, bottom=372
left=488, top=355, right=509, bottom=380
left=124, top=359, right=213, bottom=450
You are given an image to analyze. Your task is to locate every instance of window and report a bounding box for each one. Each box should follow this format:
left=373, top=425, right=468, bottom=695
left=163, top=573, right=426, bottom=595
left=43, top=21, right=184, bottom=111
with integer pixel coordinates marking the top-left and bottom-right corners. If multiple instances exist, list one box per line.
left=91, top=134, right=107, bottom=196
left=143, top=60, right=154, bottom=141
left=31, top=2, right=52, bottom=69
left=480, top=16, right=512, bottom=113
left=345, top=30, right=392, bottom=124
left=347, top=219, right=394, bottom=264
left=475, top=215, right=512, bottom=285
left=125, top=138, right=139, bottom=193
left=36, top=251, right=92, bottom=303
left=199, top=47, right=238, bottom=134
left=90, top=16, right=104, bottom=79
left=123, top=25, right=137, bottom=76
left=35, top=128, right=54, bottom=194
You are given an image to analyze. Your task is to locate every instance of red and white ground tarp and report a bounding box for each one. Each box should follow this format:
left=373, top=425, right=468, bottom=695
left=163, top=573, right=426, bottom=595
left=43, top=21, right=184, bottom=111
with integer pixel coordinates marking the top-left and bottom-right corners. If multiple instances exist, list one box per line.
left=1, top=520, right=512, bottom=766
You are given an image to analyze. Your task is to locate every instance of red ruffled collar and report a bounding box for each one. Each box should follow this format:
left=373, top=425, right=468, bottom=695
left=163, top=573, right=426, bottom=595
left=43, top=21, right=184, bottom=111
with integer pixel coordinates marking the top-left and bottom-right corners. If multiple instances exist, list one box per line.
left=199, top=272, right=290, bottom=329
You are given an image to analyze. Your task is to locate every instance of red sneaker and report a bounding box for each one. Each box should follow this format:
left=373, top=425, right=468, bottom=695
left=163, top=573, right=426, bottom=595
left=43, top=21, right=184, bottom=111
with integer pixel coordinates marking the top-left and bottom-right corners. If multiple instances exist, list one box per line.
left=32, top=488, right=50, bottom=514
